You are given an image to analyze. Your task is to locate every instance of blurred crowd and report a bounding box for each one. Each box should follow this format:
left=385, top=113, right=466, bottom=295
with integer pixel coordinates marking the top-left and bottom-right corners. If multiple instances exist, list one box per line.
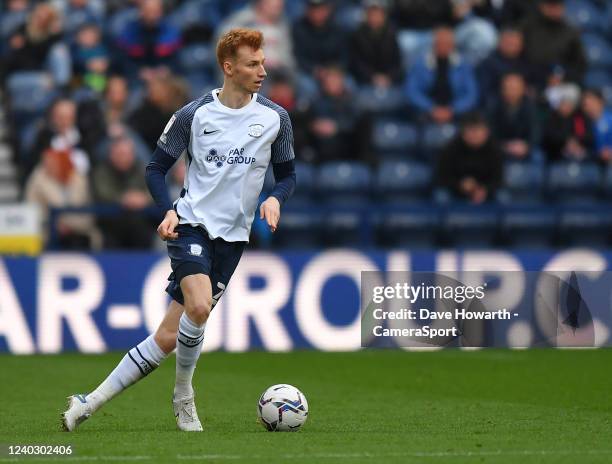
left=1, top=0, right=612, bottom=249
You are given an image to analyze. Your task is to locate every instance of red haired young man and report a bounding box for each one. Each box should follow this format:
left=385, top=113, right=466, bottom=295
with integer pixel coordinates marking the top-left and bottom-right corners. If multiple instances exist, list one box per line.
left=62, top=29, right=296, bottom=432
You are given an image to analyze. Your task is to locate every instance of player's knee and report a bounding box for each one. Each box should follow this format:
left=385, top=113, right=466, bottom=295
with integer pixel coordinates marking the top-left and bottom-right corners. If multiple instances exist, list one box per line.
left=154, top=329, right=176, bottom=354
left=186, top=297, right=212, bottom=325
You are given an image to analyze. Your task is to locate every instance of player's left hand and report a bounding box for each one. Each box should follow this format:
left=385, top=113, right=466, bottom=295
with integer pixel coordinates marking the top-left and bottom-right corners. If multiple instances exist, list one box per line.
left=260, top=197, right=280, bottom=233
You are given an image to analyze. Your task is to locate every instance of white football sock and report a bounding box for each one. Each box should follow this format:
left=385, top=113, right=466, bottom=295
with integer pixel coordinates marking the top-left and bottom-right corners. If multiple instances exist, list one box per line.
left=87, top=334, right=167, bottom=411
left=174, top=313, right=205, bottom=401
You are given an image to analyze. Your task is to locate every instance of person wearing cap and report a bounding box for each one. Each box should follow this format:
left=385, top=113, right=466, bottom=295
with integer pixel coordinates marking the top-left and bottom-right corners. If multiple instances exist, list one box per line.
left=349, top=0, right=402, bottom=87
left=292, top=0, right=348, bottom=76
left=520, top=0, right=586, bottom=90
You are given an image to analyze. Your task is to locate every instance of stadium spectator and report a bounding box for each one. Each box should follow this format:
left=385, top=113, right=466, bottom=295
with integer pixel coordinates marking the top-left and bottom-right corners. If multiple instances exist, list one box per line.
left=307, top=65, right=370, bottom=163
left=520, top=0, right=586, bottom=90
left=2, top=2, right=71, bottom=86
left=477, top=27, right=530, bottom=106
left=70, top=21, right=109, bottom=92
left=93, top=137, right=153, bottom=249
left=62, top=75, right=149, bottom=164
left=542, top=84, right=594, bottom=161
left=103, top=75, right=130, bottom=125
left=218, top=0, right=294, bottom=74
left=292, top=0, right=348, bottom=76
left=265, top=71, right=311, bottom=162
left=582, top=89, right=612, bottom=164
left=436, top=112, right=503, bottom=204
left=25, top=148, right=99, bottom=249
left=116, top=0, right=181, bottom=77
left=406, top=27, right=478, bottom=124
left=349, top=0, right=402, bottom=87
left=127, top=74, right=189, bottom=151
left=29, top=98, right=90, bottom=180
left=488, top=73, right=539, bottom=161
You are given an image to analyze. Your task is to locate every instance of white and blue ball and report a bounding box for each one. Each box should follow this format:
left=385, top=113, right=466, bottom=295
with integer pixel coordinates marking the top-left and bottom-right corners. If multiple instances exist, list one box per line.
left=257, top=384, right=308, bottom=432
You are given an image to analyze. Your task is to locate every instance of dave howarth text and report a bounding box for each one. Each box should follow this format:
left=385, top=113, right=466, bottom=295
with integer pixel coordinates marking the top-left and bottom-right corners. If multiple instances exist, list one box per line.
left=372, top=308, right=514, bottom=320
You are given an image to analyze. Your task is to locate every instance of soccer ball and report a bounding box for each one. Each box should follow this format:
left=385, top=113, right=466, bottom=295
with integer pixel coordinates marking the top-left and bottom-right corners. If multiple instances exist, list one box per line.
left=257, top=384, right=309, bottom=431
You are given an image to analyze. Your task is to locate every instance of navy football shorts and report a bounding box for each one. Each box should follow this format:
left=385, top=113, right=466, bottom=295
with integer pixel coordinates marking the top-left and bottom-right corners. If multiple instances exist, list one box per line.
left=165, top=224, right=246, bottom=307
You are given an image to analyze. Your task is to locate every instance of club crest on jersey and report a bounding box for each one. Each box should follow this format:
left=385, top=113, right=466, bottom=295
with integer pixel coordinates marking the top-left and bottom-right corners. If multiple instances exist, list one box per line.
left=248, top=124, right=264, bottom=138
left=188, top=244, right=203, bottom=256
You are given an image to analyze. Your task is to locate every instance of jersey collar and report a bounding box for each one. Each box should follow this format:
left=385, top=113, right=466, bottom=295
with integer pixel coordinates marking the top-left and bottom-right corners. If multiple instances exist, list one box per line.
left=212, top=88, right=258, bottom=114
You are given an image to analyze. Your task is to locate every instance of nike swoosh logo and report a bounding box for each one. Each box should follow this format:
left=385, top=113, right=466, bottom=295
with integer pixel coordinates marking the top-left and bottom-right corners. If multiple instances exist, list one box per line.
left=202, top=128, right=220, bottom=135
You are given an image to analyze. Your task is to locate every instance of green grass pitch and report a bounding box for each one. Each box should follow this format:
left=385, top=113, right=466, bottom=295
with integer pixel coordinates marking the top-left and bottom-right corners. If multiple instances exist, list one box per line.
left=1, top=349, right=611, bottom=463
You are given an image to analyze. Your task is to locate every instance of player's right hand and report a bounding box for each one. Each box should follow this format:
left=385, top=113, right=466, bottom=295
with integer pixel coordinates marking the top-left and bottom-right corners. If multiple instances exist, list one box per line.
left=157, top=210, right=179, bottom=241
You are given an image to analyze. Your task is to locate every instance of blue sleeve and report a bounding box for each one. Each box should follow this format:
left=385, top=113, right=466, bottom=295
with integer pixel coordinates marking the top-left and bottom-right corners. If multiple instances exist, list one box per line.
left=145, top=147, right=178, bottom=214
left=452, top=63, right=478, bottom=115
left=271, top=108, right=295, bottom=163
left=406, top=61, right=434, bottom=112
left=270, top=160, right=296, bottom=205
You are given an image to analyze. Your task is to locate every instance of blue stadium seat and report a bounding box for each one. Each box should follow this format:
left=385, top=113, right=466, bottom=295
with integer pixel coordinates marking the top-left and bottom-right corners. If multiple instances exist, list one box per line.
left=375, top=204, right=440, bottom=248
left=500, top=205, right=556, bottom=248
left=272, top=206, right=323, bottom=248
left=316, top=161, right=372, bottom=245
left=582, top=33, right=612, bottom=69
left=502, top=161, right=545, bottom=203
left=558, top=204, right=612, bottom=247
left=422, top=123, right=457, bottom=152
left=290, top=161, right=316, bottom=206
left=266, top=163, right=320, bottom=248
left=7, top=72, right=56, bottom=115
left=316, top=161, right=372, bottom=204
left=441, top=205, right=500, bottom=247
left=356, top=86, right=406, bottom=115
left=374, top=160, right=432, bottom=203
left=371, top=119, right=418, bottom=155
left=565, top=0, right=605, bottom=33
left=547, top=161, right=602, bottom=203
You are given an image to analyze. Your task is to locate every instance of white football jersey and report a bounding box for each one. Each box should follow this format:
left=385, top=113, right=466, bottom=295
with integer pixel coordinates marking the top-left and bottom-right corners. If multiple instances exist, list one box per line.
left=157, top=89, right=295, bottom=242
